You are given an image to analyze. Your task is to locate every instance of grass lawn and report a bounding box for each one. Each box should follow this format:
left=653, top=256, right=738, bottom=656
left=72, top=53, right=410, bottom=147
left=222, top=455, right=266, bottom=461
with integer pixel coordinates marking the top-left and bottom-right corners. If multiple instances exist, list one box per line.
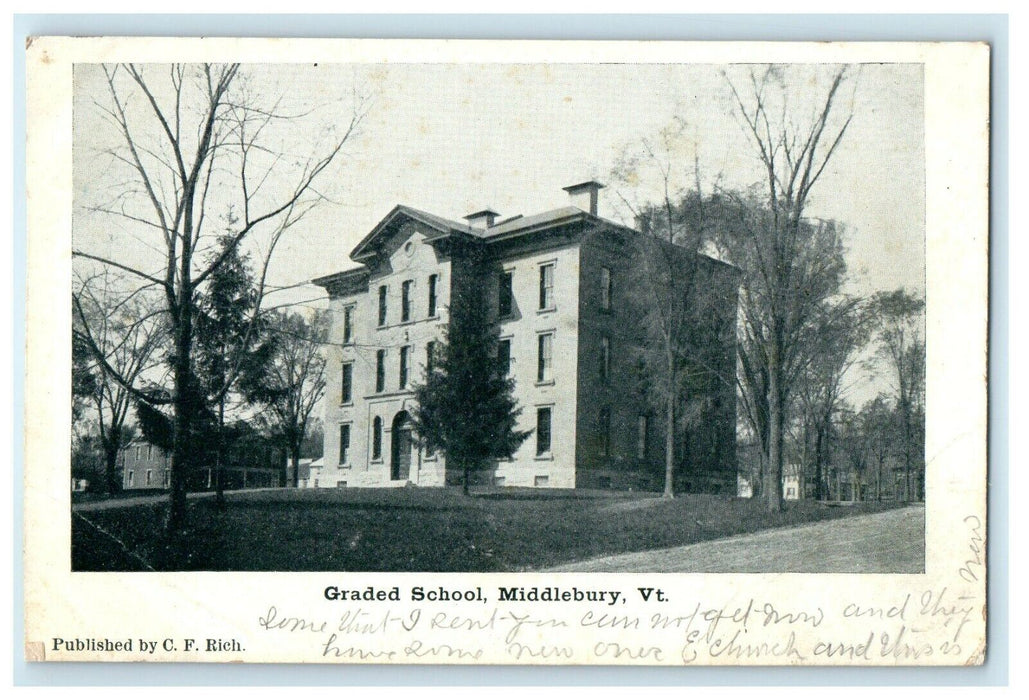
left=71, top=487, right=904, bottom=572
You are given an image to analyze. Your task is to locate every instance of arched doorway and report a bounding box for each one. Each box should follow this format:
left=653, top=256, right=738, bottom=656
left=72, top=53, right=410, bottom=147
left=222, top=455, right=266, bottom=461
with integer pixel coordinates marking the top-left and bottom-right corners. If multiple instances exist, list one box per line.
left=391, top=411, right=413, bottom=481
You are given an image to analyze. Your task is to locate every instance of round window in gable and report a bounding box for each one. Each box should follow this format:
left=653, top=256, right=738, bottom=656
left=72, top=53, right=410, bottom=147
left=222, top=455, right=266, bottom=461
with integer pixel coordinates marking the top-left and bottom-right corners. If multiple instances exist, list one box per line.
left=403, top=241, right=414, bottom=256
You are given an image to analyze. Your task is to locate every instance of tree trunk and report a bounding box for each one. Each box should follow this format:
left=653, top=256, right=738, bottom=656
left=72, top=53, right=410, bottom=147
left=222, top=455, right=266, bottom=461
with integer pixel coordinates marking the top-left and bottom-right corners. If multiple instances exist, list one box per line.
left=765, top=352, right=784, bottom=512
left=103, top=440, right=121, bottom=495
left=900, top=397, right=913, bottom=502
left=752, top=449, right=766, bottom=499
left=168, top=338, right=191, bottom=534
left=167, top=278, right=194, bottom=534
left=663, top=348, right=676, bottom=499
left=814, top=427, right=824, bottom=501
left=463, top=462, right=470, bottom=496
left=215, top=397, right=226, bottom=509
left=291, top=444, right=301, bottom=489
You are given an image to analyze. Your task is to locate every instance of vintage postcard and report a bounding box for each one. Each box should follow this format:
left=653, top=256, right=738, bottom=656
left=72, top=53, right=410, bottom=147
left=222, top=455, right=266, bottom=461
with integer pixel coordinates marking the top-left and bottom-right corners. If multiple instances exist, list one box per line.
left=24, top=38, right=988, bottom=665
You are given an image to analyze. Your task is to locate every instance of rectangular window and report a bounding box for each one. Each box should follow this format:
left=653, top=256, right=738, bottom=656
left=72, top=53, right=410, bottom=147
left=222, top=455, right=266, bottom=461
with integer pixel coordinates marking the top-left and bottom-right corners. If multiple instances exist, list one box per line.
left=428, top=274, right=438, bottom=317
left=164, top=472, right=171, bottom=488
left=377, top=285, right=388, bottom=326
left=497, top=338, right=511, bottom=376
left=426, top=341, right=437, bottom=374
left=599, top=407, right=611, bottom=457
left=145, top=470, right=153, bottom=486
left=498, top=271, right=514, bottom=317
left=372, top=417, right=383, bottom=460
left=399, top=345, right=410, bottom=389
left=341, top=362, right=353, bottom=403
left=637, top=415, right=649, bottom=459
left=537, top=332, right=553, bottom=382
left=339, top=424, right=351, bottom=465
left=343, top=306, right=353, bottom=344
left=401, top=280, right=412, bottom=322
left=600, top=336, right=610, bottom=382
left=536, top=407, right=552, bottom=455
left=127, top=470, right=134, bottom=486
left=534, top=475, right=550, bottom=487
left=135, top=446, right=140, bottom=460
left=539, top=264, right=554, bottom=310
left=601, top=266, right=612, bottom=310
left=375, top=349, right=386, bottom=393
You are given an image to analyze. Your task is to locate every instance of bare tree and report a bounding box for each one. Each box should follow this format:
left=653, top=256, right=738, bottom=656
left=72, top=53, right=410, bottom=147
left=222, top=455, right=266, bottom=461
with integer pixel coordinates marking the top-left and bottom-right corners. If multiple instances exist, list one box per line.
left=73, top=63, right=365, bottom=531
left=868, top=289, right=925, bottom=501
left=612, top=120, right=735, bottom=497
left=859, top=394, right=899, bottom=501
left=72, top=271, right=167, bottom=493
left=246, top=310, right=328, bottom=488
left=718, top=65, right=856, bottom=512
left=792, top=298, right=866, bottom=500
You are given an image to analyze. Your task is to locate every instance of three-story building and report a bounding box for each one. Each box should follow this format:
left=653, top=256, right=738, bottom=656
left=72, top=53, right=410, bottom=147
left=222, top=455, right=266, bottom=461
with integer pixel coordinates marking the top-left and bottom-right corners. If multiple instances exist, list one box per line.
left=313, top=181, right=739, bottom=492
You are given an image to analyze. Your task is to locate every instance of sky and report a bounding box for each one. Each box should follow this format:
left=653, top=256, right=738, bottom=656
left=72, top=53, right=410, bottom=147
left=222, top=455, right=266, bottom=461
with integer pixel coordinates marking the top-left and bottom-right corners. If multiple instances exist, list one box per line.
left=73, top=61, right=924, bottom=409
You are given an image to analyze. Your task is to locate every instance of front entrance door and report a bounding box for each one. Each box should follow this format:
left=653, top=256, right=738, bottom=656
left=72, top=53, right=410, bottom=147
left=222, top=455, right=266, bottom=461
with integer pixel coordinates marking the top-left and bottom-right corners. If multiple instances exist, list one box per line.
left=391, top=411, right=412, bottom=481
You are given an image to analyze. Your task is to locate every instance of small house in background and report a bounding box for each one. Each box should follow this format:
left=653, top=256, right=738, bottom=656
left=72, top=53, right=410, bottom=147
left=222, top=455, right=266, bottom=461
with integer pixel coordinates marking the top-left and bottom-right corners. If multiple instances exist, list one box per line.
left=120, top=439, right=172, bottom=490
left=782, top=463, right=803, bottom=501
left=302, top=458, right=343, bottom=488
left=735, top=441, right=806, bottom=500
left=118, top=438, right=284, bottom=491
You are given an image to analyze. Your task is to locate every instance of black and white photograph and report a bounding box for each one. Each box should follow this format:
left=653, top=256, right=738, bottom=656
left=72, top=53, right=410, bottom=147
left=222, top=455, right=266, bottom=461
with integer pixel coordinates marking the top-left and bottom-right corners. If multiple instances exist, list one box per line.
left=24, top=37, right=988, bottom=665
left=68, top=59, right=927, bottom=574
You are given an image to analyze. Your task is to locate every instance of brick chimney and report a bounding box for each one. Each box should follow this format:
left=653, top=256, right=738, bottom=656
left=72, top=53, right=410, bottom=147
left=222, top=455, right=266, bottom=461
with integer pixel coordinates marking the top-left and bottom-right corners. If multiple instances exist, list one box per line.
left=563, top=180, right=605, bottom=216
left=464, top=209, right=500, bottom=229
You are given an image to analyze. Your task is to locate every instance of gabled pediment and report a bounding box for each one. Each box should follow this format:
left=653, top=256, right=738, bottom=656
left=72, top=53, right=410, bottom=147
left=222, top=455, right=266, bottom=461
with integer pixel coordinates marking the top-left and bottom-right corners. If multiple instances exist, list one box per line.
left=350, top=204, right=481, bottom=263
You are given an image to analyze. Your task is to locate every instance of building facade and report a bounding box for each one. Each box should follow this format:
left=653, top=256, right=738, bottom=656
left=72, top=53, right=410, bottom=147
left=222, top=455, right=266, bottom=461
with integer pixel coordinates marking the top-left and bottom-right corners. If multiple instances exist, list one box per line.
left=118, top=439, right=283, bottom=491
left=314, top=182, right=739, bottom=492
left=120, top=439, right=172, bottom=490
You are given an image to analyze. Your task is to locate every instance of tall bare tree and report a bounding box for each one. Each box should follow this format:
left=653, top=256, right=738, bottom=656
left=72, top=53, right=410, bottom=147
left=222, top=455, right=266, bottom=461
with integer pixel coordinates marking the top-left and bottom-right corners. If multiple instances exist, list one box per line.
left=245, top=310, right=328, bottom=488
left=792, top=298, right=866, bottom=500
left=719, top=65, right=855, bottom=512
left=73, top=63, right=365, bottom=531
left=868, top=289, right=925, bottom=501
left=859, top=394, right=899, bottom=501
left=72, top=271, right=167, bottom=493
left=612, top=120, right=735, bottom=497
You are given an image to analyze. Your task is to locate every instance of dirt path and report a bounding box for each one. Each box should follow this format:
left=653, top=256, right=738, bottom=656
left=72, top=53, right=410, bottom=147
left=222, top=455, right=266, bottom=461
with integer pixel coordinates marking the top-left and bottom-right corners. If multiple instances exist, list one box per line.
left=546, top=505, right=925, bottom=573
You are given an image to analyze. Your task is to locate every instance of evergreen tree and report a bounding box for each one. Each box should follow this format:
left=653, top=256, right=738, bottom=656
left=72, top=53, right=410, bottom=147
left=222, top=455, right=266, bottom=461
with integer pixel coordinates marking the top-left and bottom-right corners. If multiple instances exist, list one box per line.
left=193, top=232, right=273, bottom=505
left=411, top=255, right=531, bottom=495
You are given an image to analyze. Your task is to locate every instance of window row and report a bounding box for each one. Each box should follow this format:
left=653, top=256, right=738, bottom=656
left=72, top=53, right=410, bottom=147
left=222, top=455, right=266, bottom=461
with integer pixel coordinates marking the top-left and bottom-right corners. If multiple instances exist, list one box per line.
left=340, top=342, right=440, bottom=402
left=125, top=469, right=170, bottom=488
left=339, top=410, right=554, bottom=464
left=494, top=332, right=555, bottom=384
left=373, top=274, right=440, bottom=329
left=342, top=332, right=557, bottom=403
left=337, top=417, right=417, bottom=465
left=497, top=263, right=612, bottom=318
left=338, top=407, right=648, bottom=466
left=498, top=263, right=556, bottom=317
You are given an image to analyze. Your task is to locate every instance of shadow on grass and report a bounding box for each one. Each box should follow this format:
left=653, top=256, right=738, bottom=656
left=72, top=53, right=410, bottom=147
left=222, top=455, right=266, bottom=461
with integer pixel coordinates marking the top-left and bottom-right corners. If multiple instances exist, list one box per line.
left=473, top=492, right=604, bottom=502
left=229, top=500, right=467, bottom=514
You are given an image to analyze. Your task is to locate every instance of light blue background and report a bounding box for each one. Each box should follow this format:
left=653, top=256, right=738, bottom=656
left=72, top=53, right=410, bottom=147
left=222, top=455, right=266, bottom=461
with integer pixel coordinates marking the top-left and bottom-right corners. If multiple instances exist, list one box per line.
left=12, top=13, right=1008, bottom=687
